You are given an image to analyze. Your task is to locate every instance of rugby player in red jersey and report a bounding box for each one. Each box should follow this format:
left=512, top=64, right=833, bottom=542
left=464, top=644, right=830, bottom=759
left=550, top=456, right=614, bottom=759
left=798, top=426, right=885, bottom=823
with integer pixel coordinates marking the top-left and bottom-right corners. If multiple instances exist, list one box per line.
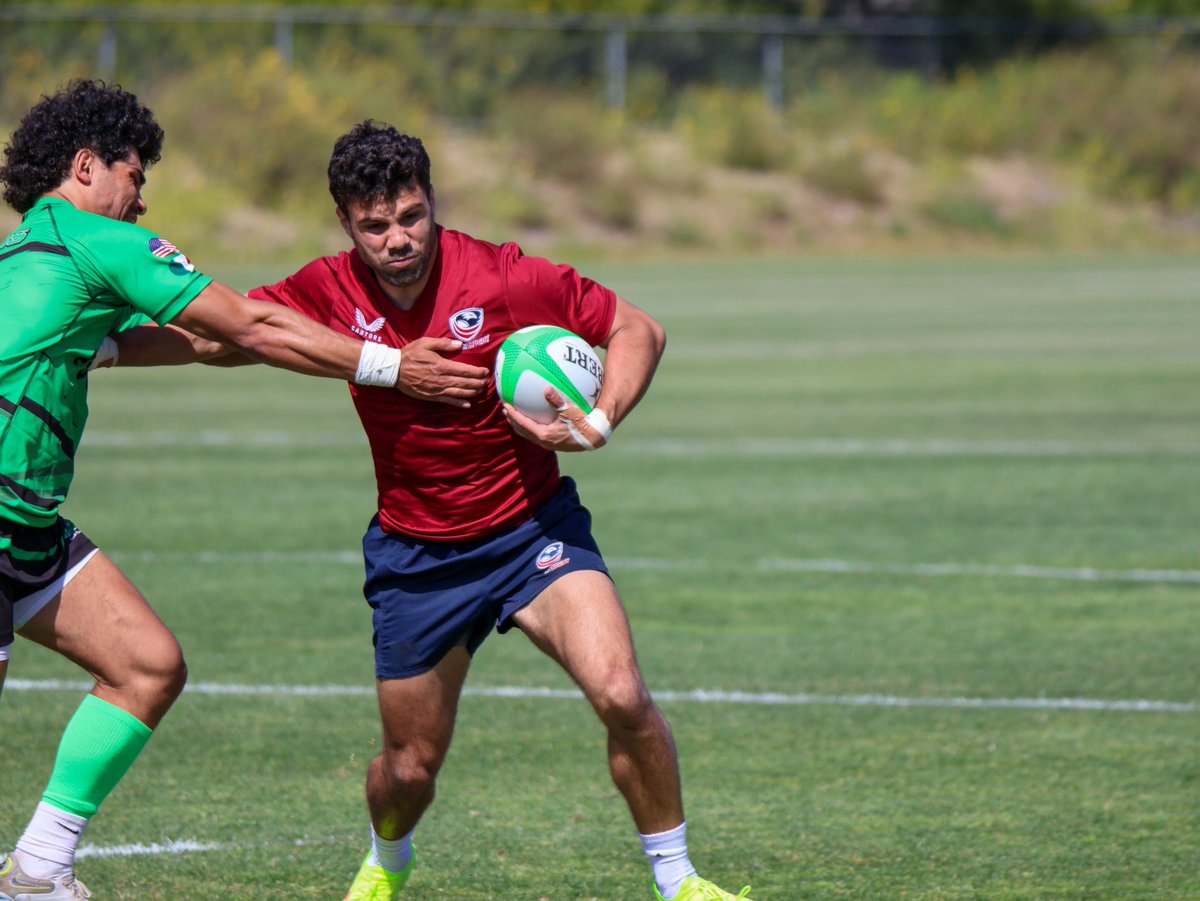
left=110, top=121, right=756, bottom=901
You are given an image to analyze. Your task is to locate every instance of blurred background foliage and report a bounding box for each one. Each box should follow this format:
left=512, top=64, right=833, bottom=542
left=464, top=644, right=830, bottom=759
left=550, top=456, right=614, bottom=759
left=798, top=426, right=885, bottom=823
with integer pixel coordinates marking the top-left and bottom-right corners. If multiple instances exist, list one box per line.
left=1, top=0, right=1198, bottom=262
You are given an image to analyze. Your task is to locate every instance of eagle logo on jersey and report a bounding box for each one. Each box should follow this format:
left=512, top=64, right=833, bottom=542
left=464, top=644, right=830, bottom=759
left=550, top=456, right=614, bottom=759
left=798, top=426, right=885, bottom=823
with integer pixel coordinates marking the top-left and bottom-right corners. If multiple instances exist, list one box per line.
left=354, top=308, right=387, bottom=340
left=449, top=308, right=485, bottom=341
left=448, top=307, right=491, bottom=350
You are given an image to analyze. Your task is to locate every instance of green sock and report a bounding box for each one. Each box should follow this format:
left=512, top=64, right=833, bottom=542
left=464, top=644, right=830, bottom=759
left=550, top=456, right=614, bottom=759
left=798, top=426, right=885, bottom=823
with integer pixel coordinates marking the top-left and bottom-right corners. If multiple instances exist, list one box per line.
left=41, top=694, right=154, bottom=817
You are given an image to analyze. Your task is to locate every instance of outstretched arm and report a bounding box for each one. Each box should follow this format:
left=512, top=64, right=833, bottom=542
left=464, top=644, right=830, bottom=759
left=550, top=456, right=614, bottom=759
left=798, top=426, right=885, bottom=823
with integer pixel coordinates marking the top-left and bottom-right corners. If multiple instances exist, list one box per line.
left=172, top=280, right=369, bottom=380
left=100, top=283, right=490, bottom=406
left=98, top=323, right=238, bottom=368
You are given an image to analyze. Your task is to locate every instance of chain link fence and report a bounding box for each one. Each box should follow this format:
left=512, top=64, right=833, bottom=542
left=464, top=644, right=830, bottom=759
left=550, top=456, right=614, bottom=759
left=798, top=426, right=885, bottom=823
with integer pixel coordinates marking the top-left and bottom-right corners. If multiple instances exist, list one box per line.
left=3, top=3, right=1198, bottom=122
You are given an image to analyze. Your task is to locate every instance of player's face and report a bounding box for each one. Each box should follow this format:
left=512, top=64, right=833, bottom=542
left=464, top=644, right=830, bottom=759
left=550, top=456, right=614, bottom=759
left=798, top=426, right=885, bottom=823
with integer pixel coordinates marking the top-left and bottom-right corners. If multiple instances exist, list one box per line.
left=339, top=182, right=437, bottom=303
left=89, top=150, right=147, bottom=224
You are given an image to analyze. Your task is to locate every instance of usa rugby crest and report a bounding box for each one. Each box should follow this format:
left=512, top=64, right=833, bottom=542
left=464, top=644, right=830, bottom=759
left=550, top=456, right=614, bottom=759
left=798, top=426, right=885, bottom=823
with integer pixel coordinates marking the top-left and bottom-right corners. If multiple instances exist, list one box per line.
left=449, top=307, right=484, bottom=341
left=535, top=541, right=570, bottom=572
left=449, top=307, right=490, bottom=350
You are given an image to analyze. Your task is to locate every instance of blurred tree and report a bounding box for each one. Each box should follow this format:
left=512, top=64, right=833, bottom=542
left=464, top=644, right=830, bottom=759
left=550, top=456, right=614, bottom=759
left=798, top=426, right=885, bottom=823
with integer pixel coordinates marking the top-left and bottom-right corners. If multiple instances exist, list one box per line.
left=812, top=0, right=1108, bottom=71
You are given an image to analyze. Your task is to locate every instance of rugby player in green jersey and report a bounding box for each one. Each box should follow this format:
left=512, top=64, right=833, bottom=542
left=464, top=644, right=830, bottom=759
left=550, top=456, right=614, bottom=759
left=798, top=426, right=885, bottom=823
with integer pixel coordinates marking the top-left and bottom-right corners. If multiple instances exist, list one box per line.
left=0, top=80, right=488, bottom=900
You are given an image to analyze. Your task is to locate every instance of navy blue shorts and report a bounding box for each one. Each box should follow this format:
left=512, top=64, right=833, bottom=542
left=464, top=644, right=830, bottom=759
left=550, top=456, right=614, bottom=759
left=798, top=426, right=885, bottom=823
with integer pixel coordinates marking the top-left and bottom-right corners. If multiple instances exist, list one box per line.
left=363, top=477, right=608, bottom=679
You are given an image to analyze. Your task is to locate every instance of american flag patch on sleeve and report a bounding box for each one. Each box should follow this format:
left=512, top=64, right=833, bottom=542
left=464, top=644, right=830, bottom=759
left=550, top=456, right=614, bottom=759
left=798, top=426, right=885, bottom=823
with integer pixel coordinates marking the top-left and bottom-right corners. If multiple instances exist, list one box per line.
left=148, top=237, right=179, bottom=258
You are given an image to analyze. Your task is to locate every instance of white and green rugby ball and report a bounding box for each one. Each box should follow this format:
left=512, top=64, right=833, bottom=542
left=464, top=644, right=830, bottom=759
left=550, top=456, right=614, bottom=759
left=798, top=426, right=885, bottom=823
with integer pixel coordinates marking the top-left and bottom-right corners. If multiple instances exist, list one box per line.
left=495, top=325, right=604, bottom=424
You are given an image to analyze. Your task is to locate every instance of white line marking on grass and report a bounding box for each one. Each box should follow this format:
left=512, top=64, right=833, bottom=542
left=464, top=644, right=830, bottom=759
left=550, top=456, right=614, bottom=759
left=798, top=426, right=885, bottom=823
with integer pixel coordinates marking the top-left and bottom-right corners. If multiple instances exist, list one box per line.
left=7, top=679, right=1194, bottom=714
left=84, top=431, right=1200, bottom=457
left=85, top=430, right=366, bottom=448
left=77, top=840, right=226, bottom=860
left=108, top=550, right=1200, bottom=585
left=756, top=558, right=1200, bottom=584
left=114, top=549, right=363, bottom=566
left=76, top=836, right=336, bottom=861
left=650, top=690, right=1198, bottom=714
left=622, top=438, right=1200, bottom=458
left=6, top=679, right=376, bottom=697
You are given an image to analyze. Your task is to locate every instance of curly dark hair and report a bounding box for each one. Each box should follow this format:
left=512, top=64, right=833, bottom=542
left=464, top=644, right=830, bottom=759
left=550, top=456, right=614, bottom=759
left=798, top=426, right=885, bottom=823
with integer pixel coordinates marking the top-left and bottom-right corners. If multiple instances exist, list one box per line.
left=328, top=120, right=432, bottom=212
left=0, top=79, right=164, bottom=213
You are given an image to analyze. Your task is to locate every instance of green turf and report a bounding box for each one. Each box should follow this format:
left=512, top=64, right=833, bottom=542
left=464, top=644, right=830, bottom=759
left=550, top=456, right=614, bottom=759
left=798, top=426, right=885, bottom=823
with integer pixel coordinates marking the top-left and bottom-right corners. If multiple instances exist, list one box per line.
left=1, top=255, right=1196, bottom=899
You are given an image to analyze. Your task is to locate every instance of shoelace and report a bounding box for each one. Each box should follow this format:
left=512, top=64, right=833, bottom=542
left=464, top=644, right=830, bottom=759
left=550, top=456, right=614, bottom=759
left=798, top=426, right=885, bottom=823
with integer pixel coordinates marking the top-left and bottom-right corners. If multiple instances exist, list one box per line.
left=62, top=873, right=93, bottom=900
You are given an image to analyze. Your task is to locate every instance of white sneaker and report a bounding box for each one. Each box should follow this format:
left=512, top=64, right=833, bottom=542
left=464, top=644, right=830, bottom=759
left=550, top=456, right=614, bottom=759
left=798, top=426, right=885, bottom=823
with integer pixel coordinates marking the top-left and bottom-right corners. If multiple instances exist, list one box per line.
left=0, top=854, right=92, bottom=900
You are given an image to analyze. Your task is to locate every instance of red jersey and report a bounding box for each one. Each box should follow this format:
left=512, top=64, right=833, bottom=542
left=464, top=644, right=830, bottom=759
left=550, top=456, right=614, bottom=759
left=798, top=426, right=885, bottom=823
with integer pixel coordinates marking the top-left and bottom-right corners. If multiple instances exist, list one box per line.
left=249, top=227, right=617, bottom=542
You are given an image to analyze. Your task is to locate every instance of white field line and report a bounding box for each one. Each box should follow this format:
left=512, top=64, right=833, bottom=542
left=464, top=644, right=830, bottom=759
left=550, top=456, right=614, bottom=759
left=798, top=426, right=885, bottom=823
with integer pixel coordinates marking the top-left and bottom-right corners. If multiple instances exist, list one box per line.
left=754, top=558, right=1200, bottom=584
left=624, top=437, right=1200, bottom=458
left=77, top=840, right=225, bottom=860
left=76, top=836, right=336, bottom=861
left=7, top=678, right=1195, bottom=714
left=108, top=550, right=1200, bottom=585
left=82, top=431, right=1200, bottom=457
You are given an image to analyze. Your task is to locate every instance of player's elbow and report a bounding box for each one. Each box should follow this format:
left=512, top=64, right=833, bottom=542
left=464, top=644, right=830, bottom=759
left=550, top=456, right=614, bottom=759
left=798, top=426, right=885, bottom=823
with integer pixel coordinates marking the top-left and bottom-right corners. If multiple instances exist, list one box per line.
left=629, top=310, right=666, bottom=364
left=647, top=316, right=667, bottom=360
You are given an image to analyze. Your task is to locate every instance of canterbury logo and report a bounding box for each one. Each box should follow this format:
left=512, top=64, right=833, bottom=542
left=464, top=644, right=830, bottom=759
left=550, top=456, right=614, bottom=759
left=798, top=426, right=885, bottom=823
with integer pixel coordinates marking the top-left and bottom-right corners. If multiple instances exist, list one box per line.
left=355, top=309, right=386, bottom=333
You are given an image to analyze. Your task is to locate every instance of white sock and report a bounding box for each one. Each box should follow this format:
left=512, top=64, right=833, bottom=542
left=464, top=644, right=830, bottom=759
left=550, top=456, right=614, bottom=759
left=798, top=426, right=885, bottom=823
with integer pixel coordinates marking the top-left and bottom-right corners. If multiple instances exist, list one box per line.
left=640, top=821, right=697, bottom=900
left=367, top=825, right=413, bottom=874
left=13, top=802, right=89, bottom=877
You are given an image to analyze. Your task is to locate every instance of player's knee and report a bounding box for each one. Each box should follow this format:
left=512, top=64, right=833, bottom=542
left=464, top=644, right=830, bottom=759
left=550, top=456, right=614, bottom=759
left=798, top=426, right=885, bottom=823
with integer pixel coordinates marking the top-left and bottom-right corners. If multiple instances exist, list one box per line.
left=130, top=632, right=188, bottom=703
left=381, top=747, right=442, bottom=799
left=160, top=652, right=188, bottom=702
left=386, top=762, right=437, bottom=804
left=592, top=670, right=655, bottom=732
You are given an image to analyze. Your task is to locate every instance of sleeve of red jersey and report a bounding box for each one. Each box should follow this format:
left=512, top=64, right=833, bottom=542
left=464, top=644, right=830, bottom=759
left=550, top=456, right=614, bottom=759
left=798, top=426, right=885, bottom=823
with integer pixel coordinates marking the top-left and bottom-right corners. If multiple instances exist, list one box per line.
left=246, top=258, right=336, bottom=326
left=502, top=245, right=617, bottom=347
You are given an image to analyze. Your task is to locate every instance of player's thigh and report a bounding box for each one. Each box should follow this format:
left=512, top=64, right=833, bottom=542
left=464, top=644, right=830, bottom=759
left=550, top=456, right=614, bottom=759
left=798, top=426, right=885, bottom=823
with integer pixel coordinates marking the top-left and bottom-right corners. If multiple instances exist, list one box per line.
left=513, top=569, right=645, bottom=698
left=376, top=645, right=472, bottom=764
left=18, top=551, right=184, bottom=696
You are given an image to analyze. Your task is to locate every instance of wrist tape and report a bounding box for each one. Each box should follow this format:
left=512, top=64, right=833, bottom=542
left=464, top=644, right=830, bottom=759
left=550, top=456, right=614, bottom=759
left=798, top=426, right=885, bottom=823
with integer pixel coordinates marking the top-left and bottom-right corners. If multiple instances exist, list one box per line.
left=586, top=408, right=613, bottom=443
left=567, top=408, right=614, bottom=451
left=355, top=343, right=402, bottom=387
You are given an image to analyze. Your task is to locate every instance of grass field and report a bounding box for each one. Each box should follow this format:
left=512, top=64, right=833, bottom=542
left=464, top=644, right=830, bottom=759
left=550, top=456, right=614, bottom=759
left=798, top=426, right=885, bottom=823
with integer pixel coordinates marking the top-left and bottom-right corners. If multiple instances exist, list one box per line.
left=2, top=254, right=1198, bottom=900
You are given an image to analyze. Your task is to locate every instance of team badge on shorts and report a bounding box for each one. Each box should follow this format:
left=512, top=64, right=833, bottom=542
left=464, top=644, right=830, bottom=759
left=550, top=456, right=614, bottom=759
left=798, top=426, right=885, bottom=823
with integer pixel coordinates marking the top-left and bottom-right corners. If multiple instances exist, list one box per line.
left=536, top=541, right=570, bottom=573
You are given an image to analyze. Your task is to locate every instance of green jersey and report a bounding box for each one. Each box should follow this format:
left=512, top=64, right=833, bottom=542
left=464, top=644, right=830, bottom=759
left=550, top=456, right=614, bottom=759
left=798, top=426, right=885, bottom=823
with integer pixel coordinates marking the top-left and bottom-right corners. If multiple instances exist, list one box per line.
left=0, top=197, right=212, bottom=536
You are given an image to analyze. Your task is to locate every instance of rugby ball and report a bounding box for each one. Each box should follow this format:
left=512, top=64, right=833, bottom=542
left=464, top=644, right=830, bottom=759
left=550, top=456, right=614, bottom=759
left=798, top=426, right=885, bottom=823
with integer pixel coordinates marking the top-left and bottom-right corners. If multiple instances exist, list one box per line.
left=495, top=325, right=603, bottom=424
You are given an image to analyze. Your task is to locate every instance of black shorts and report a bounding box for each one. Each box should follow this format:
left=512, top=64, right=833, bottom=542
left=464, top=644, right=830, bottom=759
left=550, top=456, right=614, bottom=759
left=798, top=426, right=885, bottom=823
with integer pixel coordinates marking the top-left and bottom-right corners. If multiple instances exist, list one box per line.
left=1, top=517, right=97, bottom=653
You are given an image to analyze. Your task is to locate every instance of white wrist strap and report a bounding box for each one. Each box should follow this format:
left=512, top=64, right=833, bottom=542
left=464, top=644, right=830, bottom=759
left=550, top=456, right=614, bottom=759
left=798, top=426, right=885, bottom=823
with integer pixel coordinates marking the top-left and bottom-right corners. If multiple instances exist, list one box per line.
left=566, top=408, right=614, bottom=451
left=586, top=408, right=614, bottom=442
left=89, top=336, right=119, bottom=371
left=354, top=342, right=402, bottom=387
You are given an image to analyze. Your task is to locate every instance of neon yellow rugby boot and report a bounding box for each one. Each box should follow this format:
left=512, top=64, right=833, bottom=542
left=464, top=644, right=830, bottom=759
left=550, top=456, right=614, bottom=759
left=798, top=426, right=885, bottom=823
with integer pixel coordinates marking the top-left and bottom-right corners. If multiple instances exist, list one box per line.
left=654, top=875, right=755, bottom=900
left=343, top=850, right=414, bottom=901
